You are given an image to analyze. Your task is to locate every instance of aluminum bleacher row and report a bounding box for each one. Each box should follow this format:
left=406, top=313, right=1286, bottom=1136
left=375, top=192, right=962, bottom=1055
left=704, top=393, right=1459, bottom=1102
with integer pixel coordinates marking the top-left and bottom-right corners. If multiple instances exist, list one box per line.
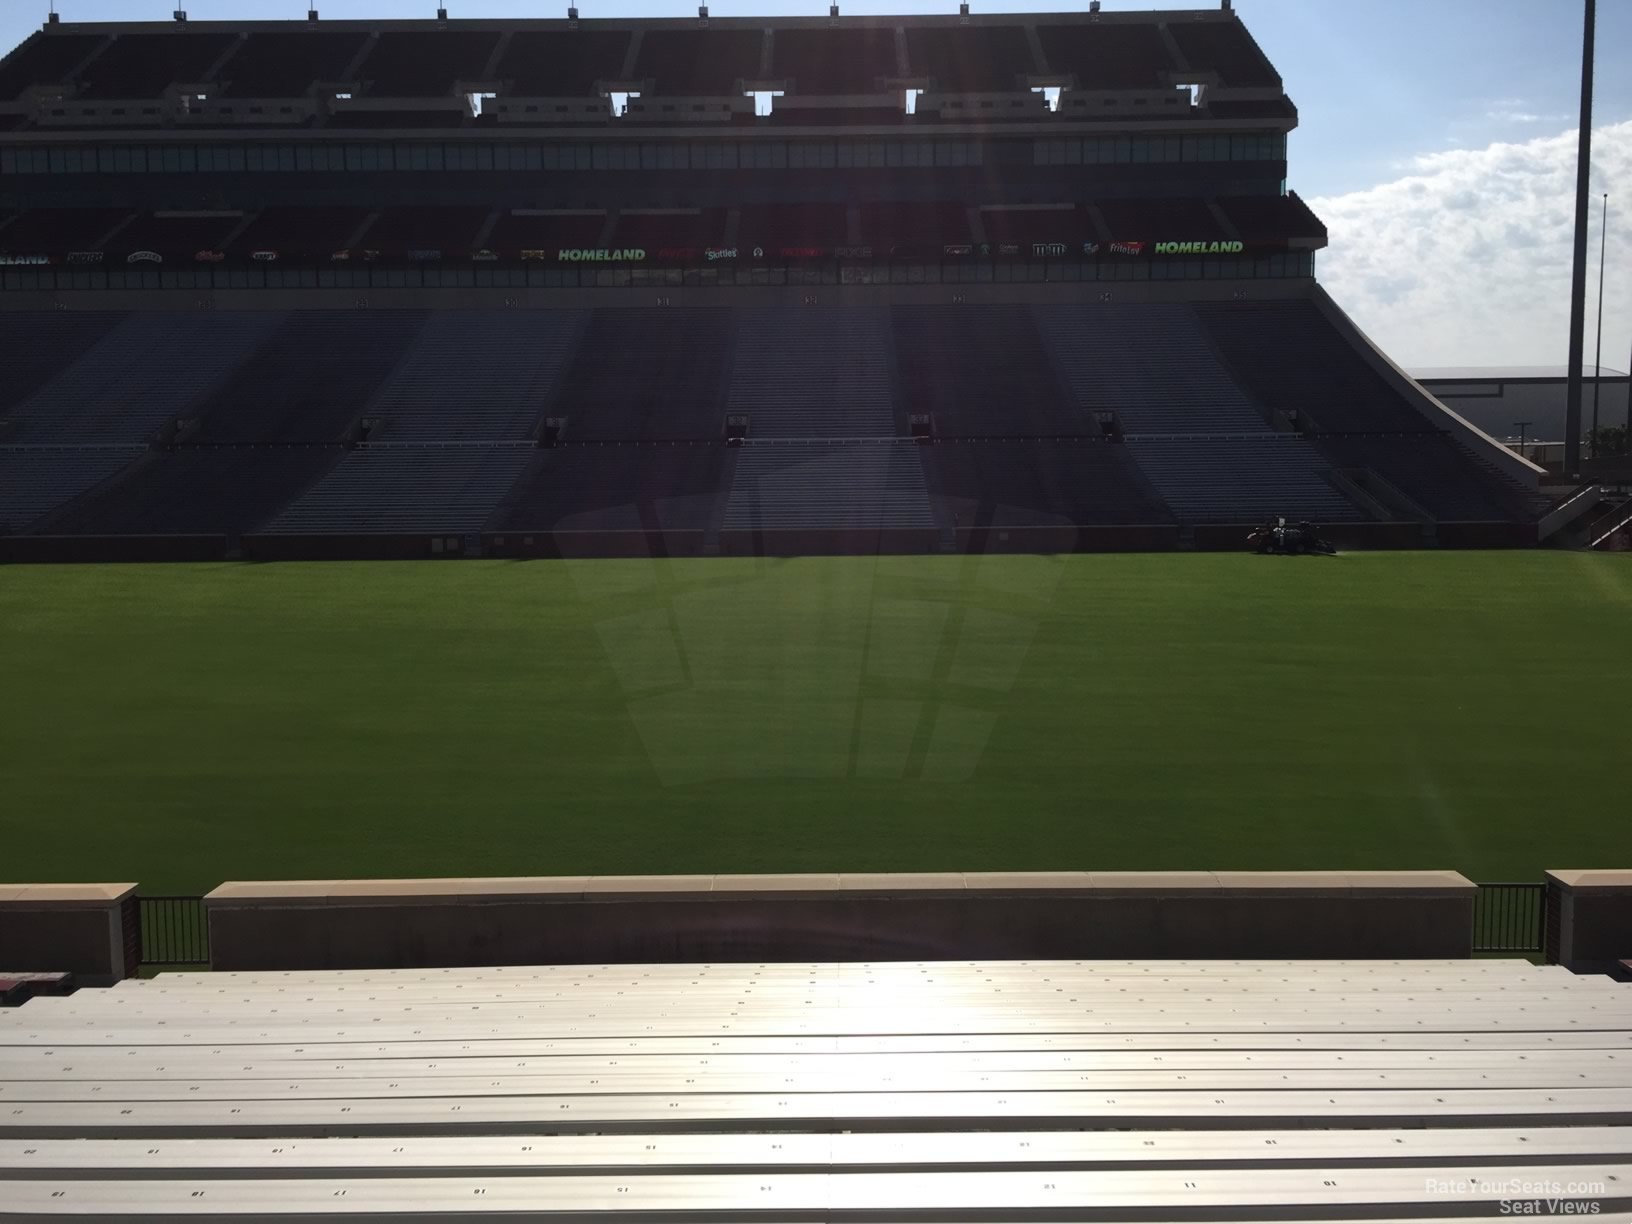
left=1, top=958, right=1629, bottom=1218
left=0, top=300, right=1542, bottom=546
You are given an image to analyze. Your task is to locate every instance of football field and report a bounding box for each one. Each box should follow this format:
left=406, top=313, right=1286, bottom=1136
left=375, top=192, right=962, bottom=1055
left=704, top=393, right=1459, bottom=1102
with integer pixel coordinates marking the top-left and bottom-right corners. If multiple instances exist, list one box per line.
left=1, top=551, right=1627, bottom=893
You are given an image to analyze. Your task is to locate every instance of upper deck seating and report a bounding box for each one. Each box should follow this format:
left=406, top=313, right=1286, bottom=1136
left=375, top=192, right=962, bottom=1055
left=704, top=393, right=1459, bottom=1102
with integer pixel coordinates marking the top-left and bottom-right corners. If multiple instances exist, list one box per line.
left=485, top=211, right=606, bottom=253
left=227, top=206, right=373, bottom=256
left=891, top=305, right=1083, bottom=436
left=859, top=202, right=972, bottom=249
left=610, top=210, right=729, bottom=253
left=76, top=31, right=238, bottom=99
left=492, top=29, right=631, bottom=96
left=355, top=30, right=502, bottom=97
left=1167, top=17, right=1281, bottom=88
left=771, top=26, right=899, bottom=95
left=0, top=32, right=106, bottom=99
left=111, top=212, right=243, bottom=258
left=1217, top=192, right=1326, bottom=243
left=1036, top=304, right=1273, bottom=435
left=220, top=30, right=370, bottom=97
left=633, top=29, right=763, bottom=96
left=1095, top=197, right=1228, bottom=243
left=359, top=207, right=491, bottom=255
left=980, top=206, right=1083, bottom=248
left=737, top=204, right=850, bottom=251
left=904, top=25, right=1034, bottom=92
left=1037, top=22, right=1176, bottom=89
left=551, top=309, right=734, bottom=441
left=0, top=209, right=132, bottom=253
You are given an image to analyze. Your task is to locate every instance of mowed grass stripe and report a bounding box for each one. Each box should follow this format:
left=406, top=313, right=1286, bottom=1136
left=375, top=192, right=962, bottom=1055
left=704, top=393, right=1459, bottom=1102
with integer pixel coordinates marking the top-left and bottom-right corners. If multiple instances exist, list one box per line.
left=0, top=552, right=1626, bottom=892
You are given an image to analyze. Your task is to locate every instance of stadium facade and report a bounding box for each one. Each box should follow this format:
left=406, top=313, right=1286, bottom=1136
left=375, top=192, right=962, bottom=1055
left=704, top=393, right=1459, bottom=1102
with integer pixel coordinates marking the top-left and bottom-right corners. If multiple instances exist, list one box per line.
left=0, top=4, right=1553, bottom=560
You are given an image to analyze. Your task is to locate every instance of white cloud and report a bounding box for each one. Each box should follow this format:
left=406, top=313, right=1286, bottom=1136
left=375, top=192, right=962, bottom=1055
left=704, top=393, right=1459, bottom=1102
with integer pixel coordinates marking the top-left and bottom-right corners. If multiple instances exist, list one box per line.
left=1309, top=119, right=1632, bottom=369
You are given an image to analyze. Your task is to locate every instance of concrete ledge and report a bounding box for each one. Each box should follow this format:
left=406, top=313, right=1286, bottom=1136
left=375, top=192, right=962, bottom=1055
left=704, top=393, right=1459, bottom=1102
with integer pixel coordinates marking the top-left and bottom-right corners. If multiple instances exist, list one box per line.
left=0, top=884, right=138, bottom=985
left=1546, top=869, right=1632, bottom=973
left=205, top=871, right=1479, bottom=971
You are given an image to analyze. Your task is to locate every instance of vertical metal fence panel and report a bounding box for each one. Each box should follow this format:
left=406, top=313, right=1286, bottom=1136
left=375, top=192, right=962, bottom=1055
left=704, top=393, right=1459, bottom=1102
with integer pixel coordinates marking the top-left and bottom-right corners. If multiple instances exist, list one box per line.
left=138, top=897, right=210, bottom=967
left=1473, top=883, right=1547, bottom=954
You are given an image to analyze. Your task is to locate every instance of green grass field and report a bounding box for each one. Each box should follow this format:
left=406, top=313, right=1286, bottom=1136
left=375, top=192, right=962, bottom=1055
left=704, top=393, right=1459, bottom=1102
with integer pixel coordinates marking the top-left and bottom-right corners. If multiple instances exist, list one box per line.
left=1, top=551, right=1627, bottom=893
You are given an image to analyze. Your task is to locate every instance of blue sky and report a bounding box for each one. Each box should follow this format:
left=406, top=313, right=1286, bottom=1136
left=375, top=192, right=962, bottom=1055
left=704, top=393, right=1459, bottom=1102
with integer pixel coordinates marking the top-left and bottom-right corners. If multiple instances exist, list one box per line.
left=1, top=0, right=1628, bottom=366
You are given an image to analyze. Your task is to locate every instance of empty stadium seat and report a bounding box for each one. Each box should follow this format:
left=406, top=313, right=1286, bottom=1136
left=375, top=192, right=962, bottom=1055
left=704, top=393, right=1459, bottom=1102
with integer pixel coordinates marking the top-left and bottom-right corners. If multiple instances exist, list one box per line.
left=771, top=26, right=899, bottom=95
left=485, top=211, right=607, bottom=253
left=0, top=208, right=133, bottom=253
left=354, top=30, right=502, bottom=97
left=923, top=439, right=1171, bottom=527
left=1217, top=192, right=1326, bottom=243
left=632, top=28, right=763, bottom=96
left=227, top=206, right=374, bottom=257
left=737, top=204, right=849, bottom=251
left=490, top=444, right=726, bottom=533
left=491, top=29, right=632, bottom=97
left=610, top=210, right=729, bottom=253
left=221, top=30, right=371, bottom=98
left=1035, top=304, right=1274, bottom=434
left=365, top=310, right=587, bottom=442
left=551, top=309, right=735, bottom=441
left=0, top=31, right=106, bottom=100
left=891, top=305, right=1085, bottom=436
left=1314, top=434, right=1536, bottom=524
left=725, top=441, right=934, bottom=530
left=109, top=212, right=244, bottom=258
left=1037, top=23, right=1176, bottom=89
left=0, top=312, right=128, bottom=412
left=1126, top=435, right=1364, bottom=523
left=1095, top=197, right=1228, bottom=243
left=359, top=207, right=492, bottom=254
left=266, top=445, right=534, bottom=535
left=727, top=307, right=897, bottom=438
left=859, top=202, right=972, bottom=250
left=1166, top=17, right=1281, bottom=88
left=76, top=31, right=238, bottom=99
left=904, top=26, right=1034, bottom=92
left=0, top=446, right=143, bottom=533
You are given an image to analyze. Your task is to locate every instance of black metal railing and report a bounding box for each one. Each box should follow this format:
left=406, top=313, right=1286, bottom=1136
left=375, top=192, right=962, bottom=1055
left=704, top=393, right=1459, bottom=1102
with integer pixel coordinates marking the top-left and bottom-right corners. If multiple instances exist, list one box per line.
left=138, top=896, right=209, bottom=967
left=1473, top=882, right=1546, bottom=954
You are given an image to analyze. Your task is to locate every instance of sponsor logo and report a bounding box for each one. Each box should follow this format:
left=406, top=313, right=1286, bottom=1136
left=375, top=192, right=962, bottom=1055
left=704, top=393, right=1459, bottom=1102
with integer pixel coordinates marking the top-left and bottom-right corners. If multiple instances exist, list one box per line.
left=1109, top=241, right=1146, bottom=256
left=520, top=249, right=549, bottom=261
left=777, top=246, right=823, bottom=259
left=654, top=247, right=699, bottom=261
left=1154, top=240, right=1246, bottom=255
left=193, top=250, right=225, bottom=263
left=251, top=250, right=279, bottom=262
left=1082, top=242, right=1101, bottom=256
left=407, top=249, right=442, bottom=262
left=833, top=245, right=873, bottom=259
left=330, top=249, right=352, bottom=262
left=704, top=247, right=738, bottom=261
left=943, top=244, right=973, bottom=257
left=997, top=243, right=1021, bottom=257
left=472, top=249, right=498, bottom=262
left=67, top=250, right=104, bottom=265
left=360, top=249, right=381, bottom=262
left=752, top=246, right=764, bottom=258
left=557, top=248, right=646, bottom=262
left=126, top=250, right=162, bottom=264
left=0, top=253, right=51, bottom=266
left=1031, top=242, right=1066, bottom=258
left=979, top=243, right=991, bottom=256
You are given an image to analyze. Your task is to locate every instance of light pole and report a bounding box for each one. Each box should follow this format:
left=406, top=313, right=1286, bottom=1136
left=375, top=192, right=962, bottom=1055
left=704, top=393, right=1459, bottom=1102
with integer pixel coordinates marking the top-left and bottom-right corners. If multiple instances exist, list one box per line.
left=1564, top=0, right=1596, bottom=477
left=1515, top=421, right=1532, bottom=461
left=1591, top=193, right=1608, bottom=457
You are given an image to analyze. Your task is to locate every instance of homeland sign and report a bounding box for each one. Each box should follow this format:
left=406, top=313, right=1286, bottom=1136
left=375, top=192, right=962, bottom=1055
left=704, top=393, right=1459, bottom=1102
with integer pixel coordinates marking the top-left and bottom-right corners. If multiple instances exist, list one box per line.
left=1154, top=240, right=1246, bottom=255
left=558, top=248, right=645, bottom=262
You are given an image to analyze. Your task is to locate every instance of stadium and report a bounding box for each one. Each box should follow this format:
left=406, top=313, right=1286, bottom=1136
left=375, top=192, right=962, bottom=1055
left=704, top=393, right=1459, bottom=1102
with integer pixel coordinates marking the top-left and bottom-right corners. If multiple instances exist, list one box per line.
left=1, top=2, right=1631, bottom=1218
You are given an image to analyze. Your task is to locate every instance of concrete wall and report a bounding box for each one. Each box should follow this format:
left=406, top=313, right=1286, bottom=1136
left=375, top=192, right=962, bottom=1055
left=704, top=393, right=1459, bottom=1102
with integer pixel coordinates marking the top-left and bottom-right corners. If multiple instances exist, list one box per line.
left=1546, top=870, right=1632, bottom=974
left=0, top=884, right=138, bottom=985
left=205, top=871, right=1478, bottom=971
